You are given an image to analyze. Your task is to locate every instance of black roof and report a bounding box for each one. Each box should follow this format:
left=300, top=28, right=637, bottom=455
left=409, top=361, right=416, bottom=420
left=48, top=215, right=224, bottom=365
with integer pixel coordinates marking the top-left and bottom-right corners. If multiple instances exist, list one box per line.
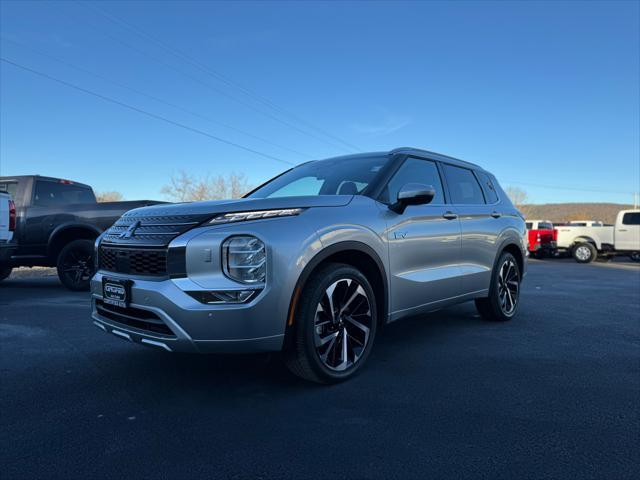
left=316, top=148, right=483, bottom=170
left=389, top=147, right=482, bottom=169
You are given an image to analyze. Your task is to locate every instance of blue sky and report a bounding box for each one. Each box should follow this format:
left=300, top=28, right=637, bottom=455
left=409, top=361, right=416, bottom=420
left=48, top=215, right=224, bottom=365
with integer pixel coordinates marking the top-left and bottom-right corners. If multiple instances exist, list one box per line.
left=1, top=0, right=638, bottom=204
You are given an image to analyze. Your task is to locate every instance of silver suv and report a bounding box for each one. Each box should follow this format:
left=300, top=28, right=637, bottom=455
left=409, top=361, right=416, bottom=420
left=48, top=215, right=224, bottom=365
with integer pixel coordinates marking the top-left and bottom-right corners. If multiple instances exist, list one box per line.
left=91, top=148, right=527, bottom=383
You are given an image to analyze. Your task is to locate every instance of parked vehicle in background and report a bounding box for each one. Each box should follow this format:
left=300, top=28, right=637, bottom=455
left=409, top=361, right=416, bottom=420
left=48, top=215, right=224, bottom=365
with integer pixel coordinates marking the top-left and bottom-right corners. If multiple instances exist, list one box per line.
left=525, top=219, right=556, bottom=258
left=567, top=220, right=604, bottom=227
left=554, top=210, right=640, bottom=263
left=615, top=210, right=640, bottom=262
left=0, top=175, right=162, bottom=290
left=0, top=191, right=16, bottom=281
left=90, top=148, right=527, bottom=383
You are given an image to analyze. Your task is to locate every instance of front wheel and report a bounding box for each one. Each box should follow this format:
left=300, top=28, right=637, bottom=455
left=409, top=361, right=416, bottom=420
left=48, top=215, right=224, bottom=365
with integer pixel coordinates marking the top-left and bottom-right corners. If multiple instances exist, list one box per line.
left=56, top=239, right=96, bottom=291
left=284, top=263, right=378, bottom=383
left=630, top=252, right=640, bottom=263
left=475, top=251, right=521, bottom=322
left=573, top=243, right=597, bottom=263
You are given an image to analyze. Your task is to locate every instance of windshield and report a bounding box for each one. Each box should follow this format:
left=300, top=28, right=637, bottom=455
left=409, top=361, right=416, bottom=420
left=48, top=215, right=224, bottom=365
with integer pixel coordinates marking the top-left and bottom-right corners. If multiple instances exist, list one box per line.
left=247, top=155, right=389, bottom=199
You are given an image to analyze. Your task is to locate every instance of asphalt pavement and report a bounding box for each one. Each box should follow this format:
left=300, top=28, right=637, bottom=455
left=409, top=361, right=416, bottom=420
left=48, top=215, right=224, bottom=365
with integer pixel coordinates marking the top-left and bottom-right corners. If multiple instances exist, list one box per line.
left=1, top=259, right=639, bottom=479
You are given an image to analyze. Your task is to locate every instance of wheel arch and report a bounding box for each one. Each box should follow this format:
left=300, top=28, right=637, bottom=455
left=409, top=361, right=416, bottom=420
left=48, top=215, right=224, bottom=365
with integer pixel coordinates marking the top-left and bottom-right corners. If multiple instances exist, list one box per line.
left=47, top=223, right=101, bottom=261
left=501, top=242, right=524, bottom=276
left=571, top=236, right=598, bottom=248
left=285, top=241, right=389, bottom=343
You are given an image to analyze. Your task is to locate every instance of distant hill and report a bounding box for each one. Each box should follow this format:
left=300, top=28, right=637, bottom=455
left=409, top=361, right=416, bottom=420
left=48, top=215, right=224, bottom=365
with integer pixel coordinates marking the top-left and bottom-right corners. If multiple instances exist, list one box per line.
left=520, top=203, right=634, bottom=224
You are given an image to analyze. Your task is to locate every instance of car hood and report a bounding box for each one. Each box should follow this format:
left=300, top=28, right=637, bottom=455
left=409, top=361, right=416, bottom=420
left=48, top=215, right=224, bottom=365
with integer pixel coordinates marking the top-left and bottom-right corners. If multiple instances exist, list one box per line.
left=122, top=195, right=353, bottom=219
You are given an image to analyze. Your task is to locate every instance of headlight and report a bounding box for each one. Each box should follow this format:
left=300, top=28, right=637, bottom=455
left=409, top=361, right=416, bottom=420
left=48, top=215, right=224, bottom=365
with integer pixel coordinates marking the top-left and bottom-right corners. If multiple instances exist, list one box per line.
left=222, top=236, right=266, bottom=284
left=210, top=208, right=303, bottom=225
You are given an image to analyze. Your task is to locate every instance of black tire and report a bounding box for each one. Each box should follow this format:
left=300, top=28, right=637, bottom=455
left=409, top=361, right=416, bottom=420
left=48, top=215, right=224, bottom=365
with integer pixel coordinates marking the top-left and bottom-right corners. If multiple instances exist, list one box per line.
left=475, top=251, right=521, bottom=322
left=572, top=242, right=597, bottom=263
left=56, top=239, right=96, bottom=291
left=0, top=266, right=12, bottom=283
left=284, top=263, right=378, bottom=384
left=630, top=252, right=640, bottom=263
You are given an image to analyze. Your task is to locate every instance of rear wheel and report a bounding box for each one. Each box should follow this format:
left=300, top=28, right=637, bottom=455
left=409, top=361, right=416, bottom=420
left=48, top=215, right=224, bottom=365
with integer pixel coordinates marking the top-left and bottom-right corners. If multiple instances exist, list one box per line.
left=475, top=251, right=521, bottom=322
left=573, top=243, right=597, bottom=263
left=630, top=252, right=640, bottom=263
left=0, top=266, right=12, bottom=283
left=284, top=263, right=378, bottom=383
left=56, top=239, right=95, bottom=291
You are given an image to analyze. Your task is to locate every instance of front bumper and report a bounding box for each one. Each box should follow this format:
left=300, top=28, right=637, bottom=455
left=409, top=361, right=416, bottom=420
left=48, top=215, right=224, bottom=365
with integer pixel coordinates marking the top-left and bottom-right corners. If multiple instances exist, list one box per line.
left=90, top=272, right=286, bottom=354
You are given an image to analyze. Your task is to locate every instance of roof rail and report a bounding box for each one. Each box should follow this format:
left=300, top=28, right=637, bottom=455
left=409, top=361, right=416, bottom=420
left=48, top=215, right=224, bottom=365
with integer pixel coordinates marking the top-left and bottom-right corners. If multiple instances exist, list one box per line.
left=389, top=147, right=481, bottom=169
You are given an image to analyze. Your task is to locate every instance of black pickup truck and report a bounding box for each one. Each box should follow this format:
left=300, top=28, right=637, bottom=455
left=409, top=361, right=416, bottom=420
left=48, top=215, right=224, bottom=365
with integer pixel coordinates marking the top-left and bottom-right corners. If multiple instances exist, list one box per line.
left=0, top=175, right=162, bottom=290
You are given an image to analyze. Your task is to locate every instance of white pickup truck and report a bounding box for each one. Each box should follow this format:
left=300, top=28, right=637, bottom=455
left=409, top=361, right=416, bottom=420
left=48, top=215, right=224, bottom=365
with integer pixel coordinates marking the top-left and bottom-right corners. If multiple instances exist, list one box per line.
left=555, top=210, right=640, bottom=263
left=0, top=191, right=16, bottom=280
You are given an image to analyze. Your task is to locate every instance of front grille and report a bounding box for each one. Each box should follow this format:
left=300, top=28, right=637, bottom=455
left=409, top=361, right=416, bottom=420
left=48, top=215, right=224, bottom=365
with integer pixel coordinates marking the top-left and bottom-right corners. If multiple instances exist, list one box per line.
left=102, top=213, right=212, bottom=247
left=99, top=246, right=167, bottom=276
left=96, top=300, right=174, bottom=336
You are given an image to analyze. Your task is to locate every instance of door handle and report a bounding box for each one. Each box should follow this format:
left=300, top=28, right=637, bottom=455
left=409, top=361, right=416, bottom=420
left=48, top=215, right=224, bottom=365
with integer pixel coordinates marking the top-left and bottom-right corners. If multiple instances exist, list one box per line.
left=618, top=229, right=627, bottom=232
left=491, top=211, right=502, bottom=218
left=442, top=211, right=458, bottom=220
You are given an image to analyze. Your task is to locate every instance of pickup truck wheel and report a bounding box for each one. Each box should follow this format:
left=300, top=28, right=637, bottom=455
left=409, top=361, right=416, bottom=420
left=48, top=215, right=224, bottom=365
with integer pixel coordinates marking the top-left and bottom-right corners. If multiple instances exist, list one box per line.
left=630, top=252, right=640, bottom=263
left=0, top=266, right=12, bottom=283
left=284, top=263, right=378, bottom=384
left=56, top=239, right=95, bottom=291
left=475, top=252, right=520, bottom=322
left=573, top=243, right=597, bottom=263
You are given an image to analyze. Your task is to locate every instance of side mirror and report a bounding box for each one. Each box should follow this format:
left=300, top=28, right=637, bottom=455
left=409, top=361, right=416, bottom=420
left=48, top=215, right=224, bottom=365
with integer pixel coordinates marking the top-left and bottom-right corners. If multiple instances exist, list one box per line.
left=389, top=183, right=436, bottom=214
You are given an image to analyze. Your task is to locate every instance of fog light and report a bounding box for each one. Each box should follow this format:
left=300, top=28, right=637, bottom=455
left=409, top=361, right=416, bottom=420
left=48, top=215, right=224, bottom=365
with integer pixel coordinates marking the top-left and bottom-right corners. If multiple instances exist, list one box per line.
left=187, top=290, right=259, bottom=304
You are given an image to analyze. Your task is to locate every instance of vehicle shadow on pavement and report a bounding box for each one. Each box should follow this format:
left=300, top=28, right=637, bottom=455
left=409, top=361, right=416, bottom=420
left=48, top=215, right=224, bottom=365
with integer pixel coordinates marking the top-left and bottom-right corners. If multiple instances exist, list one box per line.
left=92, top=303, right=484, bottom=393
left=0, top=276, right=65, bottom=290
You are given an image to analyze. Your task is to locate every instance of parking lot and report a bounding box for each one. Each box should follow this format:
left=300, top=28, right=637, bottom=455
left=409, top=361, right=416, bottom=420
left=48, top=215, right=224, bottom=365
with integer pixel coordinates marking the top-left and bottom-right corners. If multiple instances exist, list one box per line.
left=1, top=259, right=639, bottom=480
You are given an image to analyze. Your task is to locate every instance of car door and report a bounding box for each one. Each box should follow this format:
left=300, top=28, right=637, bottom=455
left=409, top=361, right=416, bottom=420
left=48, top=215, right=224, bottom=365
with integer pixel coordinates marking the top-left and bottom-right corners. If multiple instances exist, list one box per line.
left=616, top=211, right=640, bottom=251
left=441, top=165, right=501, bottom=295
left=380, top=157, right=462, bottom=320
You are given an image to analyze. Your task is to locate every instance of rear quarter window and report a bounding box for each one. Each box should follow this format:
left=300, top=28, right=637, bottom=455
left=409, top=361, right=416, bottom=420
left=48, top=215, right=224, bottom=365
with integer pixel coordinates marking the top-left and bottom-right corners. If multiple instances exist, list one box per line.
left=475, top=171, right=499, bottom=204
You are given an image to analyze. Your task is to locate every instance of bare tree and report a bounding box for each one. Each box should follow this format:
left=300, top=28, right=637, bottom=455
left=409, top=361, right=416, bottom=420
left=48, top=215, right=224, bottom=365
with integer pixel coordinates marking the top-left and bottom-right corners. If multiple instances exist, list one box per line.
left=504, top=186, right=528, bottom=208
left=160, top=171, right=195, bottom=202
left=95, top=191, right=124, bottom=202
left=161, top=171, right=251, bottom=202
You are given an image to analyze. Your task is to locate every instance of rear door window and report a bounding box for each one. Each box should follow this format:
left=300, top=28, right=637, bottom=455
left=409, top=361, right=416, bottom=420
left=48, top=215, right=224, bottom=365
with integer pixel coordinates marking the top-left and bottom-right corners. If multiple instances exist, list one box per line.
left=442, top=165, right=486, bottom=205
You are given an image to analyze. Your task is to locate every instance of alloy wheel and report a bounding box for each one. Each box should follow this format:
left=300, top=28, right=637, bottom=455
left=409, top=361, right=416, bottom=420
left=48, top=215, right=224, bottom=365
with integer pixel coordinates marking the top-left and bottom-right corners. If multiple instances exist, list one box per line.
left=498, top=258, right=519, bottom=316
left=62, top=250, right=95, bottom=286
left=314, top=278, right=373, bottom=371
